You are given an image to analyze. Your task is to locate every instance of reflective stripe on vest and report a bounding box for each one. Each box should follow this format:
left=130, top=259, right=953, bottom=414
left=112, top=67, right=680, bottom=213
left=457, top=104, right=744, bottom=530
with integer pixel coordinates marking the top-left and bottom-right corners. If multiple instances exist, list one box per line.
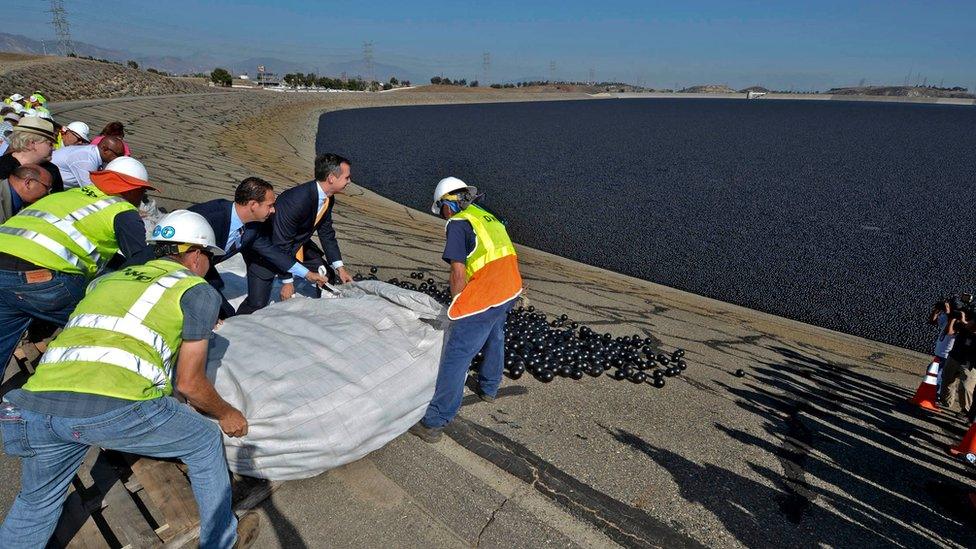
left=54, top=270, right=190, bottom=370
left=126, top=270, right=191, bottom=321
left=0, top=226, right=86, bottom=270
left=0, top=196, right=126, bottom=272
left=39, top=346, right=168, bottom=389
left=39, top=269, right=192, bottom=385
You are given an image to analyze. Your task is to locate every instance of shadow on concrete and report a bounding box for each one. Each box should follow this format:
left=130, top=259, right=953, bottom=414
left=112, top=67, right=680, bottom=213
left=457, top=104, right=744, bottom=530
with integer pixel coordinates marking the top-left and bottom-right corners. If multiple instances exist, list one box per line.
left=608, top=345, right=976, bottom=547
left=259, top=494, right=307, bottom=549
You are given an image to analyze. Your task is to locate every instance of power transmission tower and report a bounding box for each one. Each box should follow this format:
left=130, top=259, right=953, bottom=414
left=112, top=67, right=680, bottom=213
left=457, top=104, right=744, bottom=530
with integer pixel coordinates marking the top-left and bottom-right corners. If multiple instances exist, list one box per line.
left=362, top=42, right=375, bottom=83
left=49, top=0, right=72, bottom=57
left=588, top=67, right=595, bottom=84
left=549, top=60, right=556, bottom=83
left=482, top=52, right=491, bottom=85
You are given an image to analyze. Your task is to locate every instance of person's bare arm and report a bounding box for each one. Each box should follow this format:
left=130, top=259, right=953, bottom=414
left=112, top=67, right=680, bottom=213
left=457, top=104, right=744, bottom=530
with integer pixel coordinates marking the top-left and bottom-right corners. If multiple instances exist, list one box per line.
left=175, top=338, right=248, bottom=437
left=450, top=261, right=466, bottom=297
left=929, top=302, right=948, bottom=325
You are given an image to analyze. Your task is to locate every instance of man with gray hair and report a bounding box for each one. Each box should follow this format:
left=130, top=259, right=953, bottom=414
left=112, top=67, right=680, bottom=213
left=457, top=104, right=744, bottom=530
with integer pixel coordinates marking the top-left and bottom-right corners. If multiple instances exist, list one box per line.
left=0, top=165, right=53, bottom=223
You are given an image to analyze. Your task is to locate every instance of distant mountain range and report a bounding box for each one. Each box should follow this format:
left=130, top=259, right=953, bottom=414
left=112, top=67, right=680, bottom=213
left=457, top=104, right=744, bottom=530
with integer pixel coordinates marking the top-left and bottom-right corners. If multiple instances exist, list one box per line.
left=0, top=32, right=421, bottom=82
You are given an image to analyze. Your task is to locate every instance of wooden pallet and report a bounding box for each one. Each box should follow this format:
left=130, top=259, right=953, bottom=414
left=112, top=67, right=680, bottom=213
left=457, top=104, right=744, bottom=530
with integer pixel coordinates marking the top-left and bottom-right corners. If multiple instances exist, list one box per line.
left=47, top=450, right=278, bottom=548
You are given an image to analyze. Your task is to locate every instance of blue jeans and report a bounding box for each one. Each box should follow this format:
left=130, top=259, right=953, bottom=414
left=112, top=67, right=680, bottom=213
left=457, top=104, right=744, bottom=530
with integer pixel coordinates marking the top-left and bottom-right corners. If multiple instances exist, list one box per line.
left=422, top=301, right=513, bottom=428
left=0, top=396, right=237, bottom=548
left=0, top=269, right=87, bottom=381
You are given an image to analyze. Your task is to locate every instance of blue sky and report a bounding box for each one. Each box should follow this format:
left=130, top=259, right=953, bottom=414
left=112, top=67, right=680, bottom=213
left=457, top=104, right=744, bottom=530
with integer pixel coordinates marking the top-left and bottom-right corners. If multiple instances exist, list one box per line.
left=5, top=0, right=975, bottom=90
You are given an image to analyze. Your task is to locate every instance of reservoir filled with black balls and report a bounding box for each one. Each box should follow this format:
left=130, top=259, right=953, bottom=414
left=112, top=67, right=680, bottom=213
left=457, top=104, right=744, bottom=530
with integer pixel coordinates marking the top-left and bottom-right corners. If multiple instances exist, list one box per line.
left=315, top=98, right=976, bottom=352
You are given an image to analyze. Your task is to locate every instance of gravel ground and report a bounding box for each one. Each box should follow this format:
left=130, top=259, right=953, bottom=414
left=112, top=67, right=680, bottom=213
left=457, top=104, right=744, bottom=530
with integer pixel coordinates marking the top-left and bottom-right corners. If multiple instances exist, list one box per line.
left=316, top=98, right=976, bottom=352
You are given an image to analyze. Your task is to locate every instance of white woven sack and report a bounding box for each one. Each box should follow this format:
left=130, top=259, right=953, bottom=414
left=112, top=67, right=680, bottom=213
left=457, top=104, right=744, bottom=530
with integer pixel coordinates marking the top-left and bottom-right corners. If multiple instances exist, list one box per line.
left=207, top=275, right=446, bottom=480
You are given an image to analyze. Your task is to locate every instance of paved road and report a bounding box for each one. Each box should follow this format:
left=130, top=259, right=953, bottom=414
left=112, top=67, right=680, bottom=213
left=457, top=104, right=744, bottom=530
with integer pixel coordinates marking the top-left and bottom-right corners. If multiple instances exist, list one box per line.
left=0, top=91, right=972, bottom=548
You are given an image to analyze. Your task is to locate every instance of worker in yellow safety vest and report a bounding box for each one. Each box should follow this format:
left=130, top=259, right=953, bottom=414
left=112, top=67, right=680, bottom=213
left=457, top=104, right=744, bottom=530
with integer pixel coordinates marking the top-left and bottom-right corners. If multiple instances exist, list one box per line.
left=0, top=210, right=259, bottom=548
left=410, top=177, right=523, bottom=443
left=0, top=156, right=154, bottom=380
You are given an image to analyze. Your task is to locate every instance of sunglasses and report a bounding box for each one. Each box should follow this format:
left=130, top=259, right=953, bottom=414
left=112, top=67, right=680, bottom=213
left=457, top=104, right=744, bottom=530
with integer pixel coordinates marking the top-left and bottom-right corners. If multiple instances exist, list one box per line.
left=26, top=177, right=52, bottom=192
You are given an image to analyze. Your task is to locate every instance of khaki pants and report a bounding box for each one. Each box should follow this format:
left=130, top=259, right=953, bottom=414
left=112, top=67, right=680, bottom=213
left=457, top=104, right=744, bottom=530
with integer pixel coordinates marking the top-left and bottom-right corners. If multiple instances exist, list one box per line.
left=939, top=356, right=976, bottom=413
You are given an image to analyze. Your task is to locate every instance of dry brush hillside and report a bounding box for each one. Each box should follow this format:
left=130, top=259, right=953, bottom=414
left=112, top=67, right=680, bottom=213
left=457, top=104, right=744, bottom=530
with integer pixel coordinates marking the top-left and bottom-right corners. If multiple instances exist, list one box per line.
left=0, top=52, right=210, bottom=101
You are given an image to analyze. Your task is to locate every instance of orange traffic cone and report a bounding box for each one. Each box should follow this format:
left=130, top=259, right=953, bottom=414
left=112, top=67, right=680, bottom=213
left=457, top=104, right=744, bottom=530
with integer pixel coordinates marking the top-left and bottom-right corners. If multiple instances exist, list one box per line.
left=949, top=422, right=976, bottom=456
left=909, top=357, right=941, bottom=411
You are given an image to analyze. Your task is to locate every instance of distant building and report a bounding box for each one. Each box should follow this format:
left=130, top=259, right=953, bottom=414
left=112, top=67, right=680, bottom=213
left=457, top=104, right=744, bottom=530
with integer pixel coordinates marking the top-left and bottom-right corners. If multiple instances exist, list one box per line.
left=256, top=72, right=281, bottom=87
left=256, top=66, right=280, bottom=87
left=239, top=74, right=250, bottom=80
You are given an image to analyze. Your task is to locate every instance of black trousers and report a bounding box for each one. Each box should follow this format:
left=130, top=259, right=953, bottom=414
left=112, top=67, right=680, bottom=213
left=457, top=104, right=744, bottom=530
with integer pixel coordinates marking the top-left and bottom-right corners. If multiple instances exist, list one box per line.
left=236, top=243, right=327, bottom=315
left=236, top=257, right=279, bottom=315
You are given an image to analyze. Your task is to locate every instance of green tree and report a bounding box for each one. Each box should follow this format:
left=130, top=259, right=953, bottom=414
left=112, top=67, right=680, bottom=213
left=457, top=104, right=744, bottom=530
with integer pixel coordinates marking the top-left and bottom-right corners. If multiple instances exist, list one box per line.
left=126, top=60, right=139, bottom=70
left=211, top=68, right=232, bottom=87
left=389, top=76, right=399, bottom=86
left=430, top=76, right=442, bottom=85
left=469, top=80, right=479, bottom=87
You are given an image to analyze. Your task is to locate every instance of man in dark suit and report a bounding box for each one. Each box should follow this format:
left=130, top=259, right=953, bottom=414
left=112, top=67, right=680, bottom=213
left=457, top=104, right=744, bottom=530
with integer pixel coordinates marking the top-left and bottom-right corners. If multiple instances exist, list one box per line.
left=237, top=153, right=353, bottom=315
left=189, top=177, right=327, bottom=318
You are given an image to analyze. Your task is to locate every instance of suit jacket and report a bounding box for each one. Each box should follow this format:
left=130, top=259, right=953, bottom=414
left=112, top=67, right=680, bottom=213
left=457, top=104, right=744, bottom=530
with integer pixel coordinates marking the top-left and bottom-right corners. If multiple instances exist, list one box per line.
left=188, top=198, right=294, bottom=287
left=0, top=179, right=14, bottom=224
left=267, top=180, right=342, bottom=271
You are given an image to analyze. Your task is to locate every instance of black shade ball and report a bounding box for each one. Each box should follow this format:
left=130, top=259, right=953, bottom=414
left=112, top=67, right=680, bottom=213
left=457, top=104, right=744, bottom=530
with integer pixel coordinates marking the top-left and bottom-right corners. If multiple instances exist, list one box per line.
left=734, top=369, right=746, bottom=378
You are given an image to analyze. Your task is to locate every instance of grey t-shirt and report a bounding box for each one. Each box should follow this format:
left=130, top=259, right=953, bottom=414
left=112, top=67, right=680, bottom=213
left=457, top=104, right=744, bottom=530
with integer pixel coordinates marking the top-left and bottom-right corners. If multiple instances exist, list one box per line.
left=6, top=282, right=222, bottom=417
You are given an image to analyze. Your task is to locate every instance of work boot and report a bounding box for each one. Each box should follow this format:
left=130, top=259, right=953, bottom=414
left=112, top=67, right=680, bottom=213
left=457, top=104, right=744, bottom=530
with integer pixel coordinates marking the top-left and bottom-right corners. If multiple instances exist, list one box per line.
left=233, top=511, right=260, bottom=549
left=408, top=421, right=443, bottom=443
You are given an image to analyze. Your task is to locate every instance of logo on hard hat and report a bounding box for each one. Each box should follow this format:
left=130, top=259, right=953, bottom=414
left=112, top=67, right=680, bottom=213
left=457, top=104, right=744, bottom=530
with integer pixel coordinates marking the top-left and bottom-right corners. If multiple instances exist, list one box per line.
left=160, top=226, right=176, bottom=239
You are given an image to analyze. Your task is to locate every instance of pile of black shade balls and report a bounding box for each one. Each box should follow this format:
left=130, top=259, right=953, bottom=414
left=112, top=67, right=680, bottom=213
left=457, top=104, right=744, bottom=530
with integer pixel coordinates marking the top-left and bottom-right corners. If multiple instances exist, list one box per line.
left=361, top=267, right=688, bottom=389
left=492, top=305, right=686, bottom=388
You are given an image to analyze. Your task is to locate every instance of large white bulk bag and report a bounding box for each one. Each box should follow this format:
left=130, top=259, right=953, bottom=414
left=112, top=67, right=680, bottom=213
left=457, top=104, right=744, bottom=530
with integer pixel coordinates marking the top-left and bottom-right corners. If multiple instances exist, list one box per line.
left=207, top=266, right=446, bottom=480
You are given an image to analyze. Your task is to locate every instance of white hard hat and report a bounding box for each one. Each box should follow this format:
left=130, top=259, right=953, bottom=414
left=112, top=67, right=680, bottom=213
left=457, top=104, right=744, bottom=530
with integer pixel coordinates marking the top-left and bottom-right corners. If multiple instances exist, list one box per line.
left=8, top=102, right=24, bottom=114
left=149, top=210, right=225, bottom=256
left=65, top=121, right=90, bottom=142
left=430, top=176, right=478, bottom=214
left=8, top=94, right=24, bottom=102
left=23, top=108, right=36, bottom=117
left=103, top=156, right=148, bottom=182
left=36, top=110, right=53, bottom=122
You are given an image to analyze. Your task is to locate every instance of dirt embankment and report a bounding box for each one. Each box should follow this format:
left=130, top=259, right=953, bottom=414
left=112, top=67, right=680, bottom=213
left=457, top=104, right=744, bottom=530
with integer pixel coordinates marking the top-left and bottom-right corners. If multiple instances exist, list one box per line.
left=0, top=52, right=210, bottom=101
left=829, top=85, right=975, bottom=99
